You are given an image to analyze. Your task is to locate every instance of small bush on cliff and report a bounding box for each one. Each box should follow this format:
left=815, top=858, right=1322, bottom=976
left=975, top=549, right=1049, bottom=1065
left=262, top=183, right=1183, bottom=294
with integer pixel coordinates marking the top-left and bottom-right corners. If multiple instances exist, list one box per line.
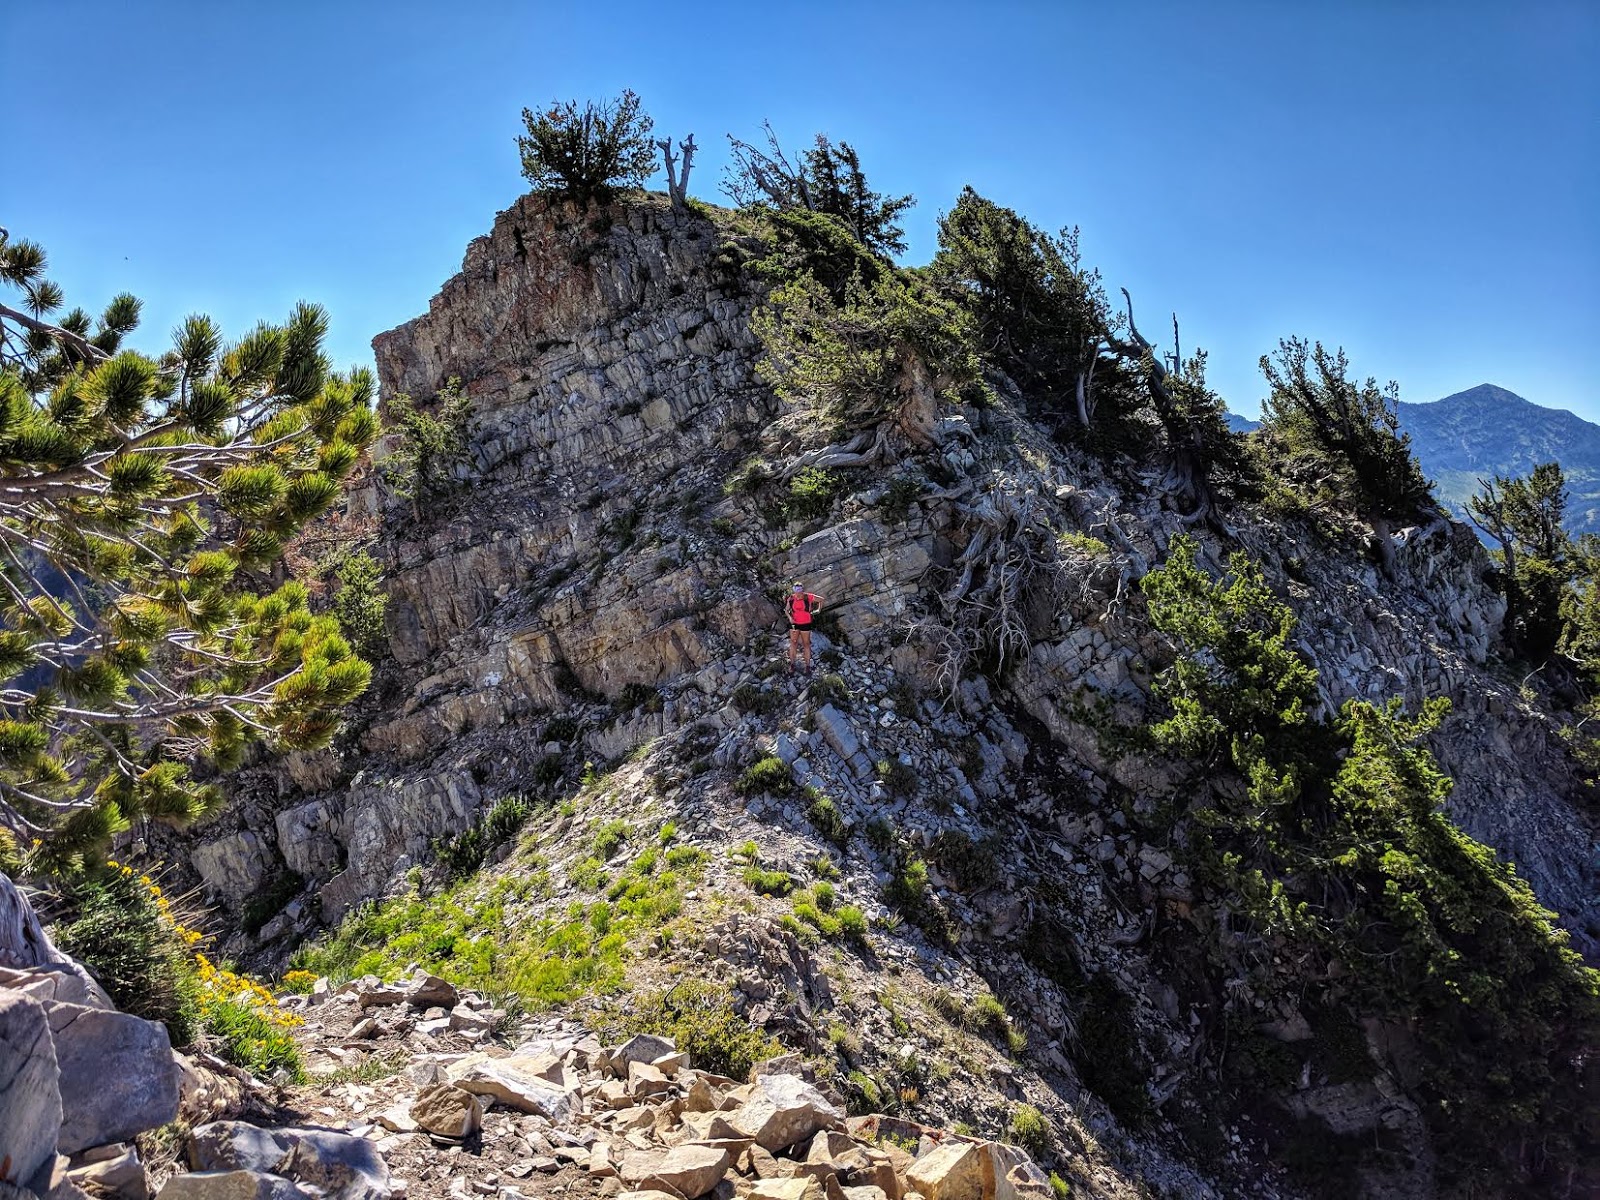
left=517, top=90, right=657, bottom=205
left=615, top=979, right=781, bottom=1081
left=382, top=377, right=475, bottom=520
left=434, top=793, right=539, bottom=881
left=737, top=755, right=792, bottom=796
left=1008, top=1103, right=1052, bottom=1159
left=329, top=548, right=388, bottom=658
left=787, top=467, right=844, bottom=520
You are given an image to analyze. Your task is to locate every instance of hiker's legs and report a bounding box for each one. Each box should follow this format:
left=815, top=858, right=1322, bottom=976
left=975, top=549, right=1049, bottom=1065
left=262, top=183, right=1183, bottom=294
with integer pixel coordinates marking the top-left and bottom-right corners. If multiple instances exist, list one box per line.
left=788, top=627, right=799, bottom=668
left=800, top=629, right=813, bottom=670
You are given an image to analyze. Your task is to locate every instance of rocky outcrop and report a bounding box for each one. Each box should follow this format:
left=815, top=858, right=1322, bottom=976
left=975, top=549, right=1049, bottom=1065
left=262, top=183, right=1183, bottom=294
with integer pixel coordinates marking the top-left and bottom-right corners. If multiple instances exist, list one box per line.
left=0, top=915, right=181, bottom=1200
left=0, top=990, right=62, bottom=1194
left=151, top=191, right=1599, bottom=1198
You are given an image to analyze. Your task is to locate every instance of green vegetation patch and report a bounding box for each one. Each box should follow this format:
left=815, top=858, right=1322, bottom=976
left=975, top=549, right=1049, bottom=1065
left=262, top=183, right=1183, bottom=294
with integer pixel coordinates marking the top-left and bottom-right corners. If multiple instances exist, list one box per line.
left=737, top=755, right=792, bottom=796
left=294, top=843, right=705, bottom=1011
left=609, top=979, right=781, bottom=1081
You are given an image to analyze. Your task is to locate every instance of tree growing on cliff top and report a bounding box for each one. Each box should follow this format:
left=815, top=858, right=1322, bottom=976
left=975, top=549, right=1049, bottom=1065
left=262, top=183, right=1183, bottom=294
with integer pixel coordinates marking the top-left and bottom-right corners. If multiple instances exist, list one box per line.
left=0, top=230, right=376, bottom=872
left=1468, top=462, right=1570, bottom=665
left=725, top=124, right=915, bottom=257
left=1258, top=338, right=1434, bottom=574
left=517, top=90, right=658, bottom=205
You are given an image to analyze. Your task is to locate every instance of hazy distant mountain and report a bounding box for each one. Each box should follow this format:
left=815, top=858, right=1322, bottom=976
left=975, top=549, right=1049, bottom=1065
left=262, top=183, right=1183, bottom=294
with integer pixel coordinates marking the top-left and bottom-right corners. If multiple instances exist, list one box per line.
left=1225, top=412, right=1260, bottom=435
left=1226, top=385, right=1600, bottom=536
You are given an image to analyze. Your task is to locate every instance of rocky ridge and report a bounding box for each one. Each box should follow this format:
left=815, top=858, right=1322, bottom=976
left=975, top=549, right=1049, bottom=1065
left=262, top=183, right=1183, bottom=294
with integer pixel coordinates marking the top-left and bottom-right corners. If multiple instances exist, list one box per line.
left=135, top=191, right=1600, bottom=1198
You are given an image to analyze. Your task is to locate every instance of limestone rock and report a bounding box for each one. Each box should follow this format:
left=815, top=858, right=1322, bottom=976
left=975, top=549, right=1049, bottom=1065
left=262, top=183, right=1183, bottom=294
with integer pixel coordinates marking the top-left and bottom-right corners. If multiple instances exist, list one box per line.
left=189, top=832, right=273, bottom=902
left=0, top=963, right=111, bottom=1011
left=727, top=1074, right=842, bottom=1153
left=278, top=1128, right=392, bottom=1200
left=985, top=1144, right=1051, bottom=1200
left=189, top=1122, right=291, bottom=1175
left=628, top=1060, right=671, bottom=1098
left=49, top=1000, right=179, bottom=1154
left=409, top=1084, right=484, bottom=1140
left=0, top=991, right=62, bottom=1194
left=403, top=972, right=458, bottom=1009
left=68, top=1145, right=148, bottom=1200
left=904, top=1143, right=984, bottom=1200
left=449, top=1054, right=575, bottom=1118
left=609, top=1034, right=676, bottom=1074
left=747, top=1182, right=823, bottom=1200
left=640, top=1144, right=732, bottom=1198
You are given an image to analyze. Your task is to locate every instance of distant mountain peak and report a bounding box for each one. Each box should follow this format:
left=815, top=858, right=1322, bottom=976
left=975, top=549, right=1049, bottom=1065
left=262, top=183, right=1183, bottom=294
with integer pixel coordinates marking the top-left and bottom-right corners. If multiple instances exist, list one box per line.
left=1430, top=383, right=1528, bottom=407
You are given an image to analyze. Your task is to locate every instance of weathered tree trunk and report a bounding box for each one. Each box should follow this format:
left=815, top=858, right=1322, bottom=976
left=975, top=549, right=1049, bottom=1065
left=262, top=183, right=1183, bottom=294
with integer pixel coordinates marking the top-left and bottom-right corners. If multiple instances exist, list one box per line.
left=0, top=872, right=67, bottom=969
left=656, top=135, right=697, bottom=214
left=1371, top=515, right=1398, bottom=578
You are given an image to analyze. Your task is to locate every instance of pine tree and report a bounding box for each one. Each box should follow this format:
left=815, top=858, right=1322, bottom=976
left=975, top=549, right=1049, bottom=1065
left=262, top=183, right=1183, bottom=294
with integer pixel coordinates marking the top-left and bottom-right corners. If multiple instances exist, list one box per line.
left=929, top=187, right=1133, bottom=438
left=0, top=230, right=377, bottom=871
left=516, top=91, right=658, bottom=205
left=803, top=138, right=915, bottom=258
left=1468, top=462, right=1570, bottom=663
left=724, top=125, right=914, bottom=259
left=1259, top=338, right=1434, bottom=574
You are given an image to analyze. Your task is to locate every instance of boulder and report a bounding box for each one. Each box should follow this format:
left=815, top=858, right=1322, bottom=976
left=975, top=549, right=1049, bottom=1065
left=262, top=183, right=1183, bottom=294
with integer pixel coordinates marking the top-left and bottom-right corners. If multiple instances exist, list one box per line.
left=409, top=1084, right=483, bottom=1140
left=278, top=1129, right=391, bottom=1200
left=155, top=1171, right=305, bottom=1200
left=355, top=982, right=405, bottom=1009
left=403, top=972, right=457, bottom=1009
left=748, top=1182, right=823, bottom=1200
left=448, top=1054, right=574, bottom=1119
left=639, top=1144, right=732, bottom=1198
left=67, top=1146, right=148, bottom=1200
left=609, top=1034, right=676, bottom=1074
left=838, top=1148, right=902, bottom=1200
left=448, top=1005, right=492, bottom=1033
left=905, top=1142, right=985, bottom=1200
left=805, top=1131, right=857, bottom=1163
left=628, top=1060, right=671, bottom=1097
left=727, top=1074, right=843, bottom=1153
left=188, top=1122, right=291, bottom=1175
left=0, top=963, right=111, bottom=1010
left=0, top=991, right=62, bottom=1193
left=49, top=1000, right=179, bottom=1154
left=985, top=1143, right=1051, bottom=1200
left=189, top=1123, right=390, bottom=1200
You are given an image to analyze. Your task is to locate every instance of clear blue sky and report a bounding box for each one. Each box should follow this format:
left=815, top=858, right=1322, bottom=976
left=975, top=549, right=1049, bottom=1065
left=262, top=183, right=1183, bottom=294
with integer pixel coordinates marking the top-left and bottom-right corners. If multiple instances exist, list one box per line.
left=4, top=1, right=1596, bottom=419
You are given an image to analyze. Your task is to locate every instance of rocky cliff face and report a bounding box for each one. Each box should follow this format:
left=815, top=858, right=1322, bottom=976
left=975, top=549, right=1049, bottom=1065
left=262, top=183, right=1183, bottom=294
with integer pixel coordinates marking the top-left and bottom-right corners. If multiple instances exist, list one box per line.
left=164, top=193, right=1599, bottom=1199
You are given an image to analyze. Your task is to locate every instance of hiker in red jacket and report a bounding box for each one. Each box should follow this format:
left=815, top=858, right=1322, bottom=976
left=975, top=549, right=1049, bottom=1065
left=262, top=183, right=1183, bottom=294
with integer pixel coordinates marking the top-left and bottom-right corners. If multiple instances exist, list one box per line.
left=786, top=582, right=823, bottom=674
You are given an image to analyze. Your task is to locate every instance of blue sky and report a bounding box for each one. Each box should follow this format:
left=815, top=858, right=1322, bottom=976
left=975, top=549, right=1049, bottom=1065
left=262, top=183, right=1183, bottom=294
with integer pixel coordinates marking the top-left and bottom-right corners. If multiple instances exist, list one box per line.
left=4, top=1, right=1596, bottom=419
